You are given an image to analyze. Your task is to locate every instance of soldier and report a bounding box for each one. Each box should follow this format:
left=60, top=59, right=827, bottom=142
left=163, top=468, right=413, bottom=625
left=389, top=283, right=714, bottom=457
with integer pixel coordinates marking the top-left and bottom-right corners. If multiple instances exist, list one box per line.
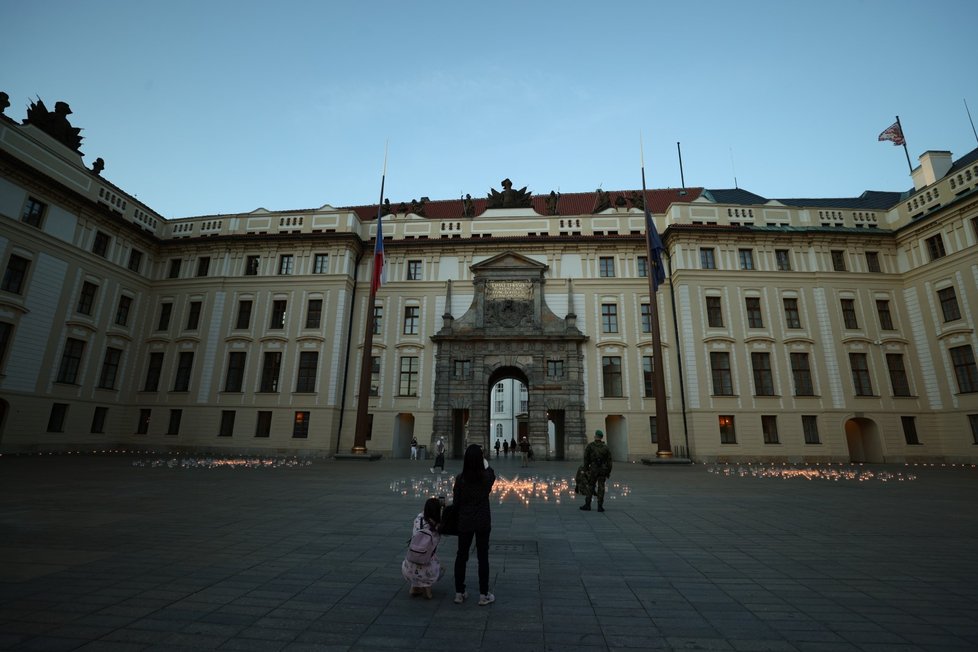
left=580, top=430, right=613, bottom=512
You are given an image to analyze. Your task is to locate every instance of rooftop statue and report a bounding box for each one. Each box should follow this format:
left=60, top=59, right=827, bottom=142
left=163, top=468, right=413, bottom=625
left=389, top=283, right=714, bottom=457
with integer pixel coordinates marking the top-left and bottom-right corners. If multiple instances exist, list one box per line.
left=0, top=92, right=9, bottom=115
left=546, top=190, right=560, bottom=215
left=592, top=188, right=610, bottom=213
left=462, top=193, right=475, bottom=217
left=23, top=98, right=84, bottom=154
left=487, top=178, right=532, bottom=209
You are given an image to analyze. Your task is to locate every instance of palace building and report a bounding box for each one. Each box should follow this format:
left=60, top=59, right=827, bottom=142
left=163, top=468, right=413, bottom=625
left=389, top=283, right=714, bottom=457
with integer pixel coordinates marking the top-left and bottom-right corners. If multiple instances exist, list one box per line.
left=1, top=97, right=977, bottom=463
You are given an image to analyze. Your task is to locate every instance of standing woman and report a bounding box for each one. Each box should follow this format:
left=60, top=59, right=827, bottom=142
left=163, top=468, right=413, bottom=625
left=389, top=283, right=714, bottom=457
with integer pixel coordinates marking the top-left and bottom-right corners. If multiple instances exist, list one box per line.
left=452, top=444, right=496, bottom=605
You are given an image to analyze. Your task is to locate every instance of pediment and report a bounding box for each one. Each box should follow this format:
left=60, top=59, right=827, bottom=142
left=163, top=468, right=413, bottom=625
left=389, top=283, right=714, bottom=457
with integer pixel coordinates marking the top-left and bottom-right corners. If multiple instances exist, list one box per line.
left=471, top=251, right=548, bottom=276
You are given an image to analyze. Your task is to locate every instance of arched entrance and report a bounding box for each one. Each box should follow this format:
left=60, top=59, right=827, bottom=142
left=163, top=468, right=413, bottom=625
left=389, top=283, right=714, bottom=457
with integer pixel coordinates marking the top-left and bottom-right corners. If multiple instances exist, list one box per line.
left=392, top=413, right=416, bottom=459
left=844, top=417, right=883, bottom=462
left=488, top=368, right=529, bottom=455
left=604, top=414, right=630, bottom=462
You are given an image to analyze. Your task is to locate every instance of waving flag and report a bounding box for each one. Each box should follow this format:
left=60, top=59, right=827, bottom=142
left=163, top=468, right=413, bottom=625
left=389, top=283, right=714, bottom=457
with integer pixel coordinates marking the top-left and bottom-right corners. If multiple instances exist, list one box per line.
left=371, top=213, right=386, bottom=293
left=878, top=121, right=905, bottom=146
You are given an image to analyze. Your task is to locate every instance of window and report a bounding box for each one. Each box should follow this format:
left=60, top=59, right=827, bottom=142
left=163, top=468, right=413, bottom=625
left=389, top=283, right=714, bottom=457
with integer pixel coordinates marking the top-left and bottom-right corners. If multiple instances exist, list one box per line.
left=369, top=356, right=381, bottom=396
left=255, top=411, right=272, bottom=438
left=403, top=306, right=419, bottom=335
left=22, top=197, right=46, bottom=227
left=718, top=415, right=736, bottom=444
left=745, top=297, right=764, bottom=328
left=260, top=352, right=282, bottom=392
left=128, top=249, right=143, bottom=273
left=886, top=353, right=912, bottom=397
left=0, top=322, right=12, bottom=367
left=278, top=254, right=294, bottom=275
left=790, top=352, right=815, bottom=396
left=453, top=359, right=471, bottom=379
left=186, top=301, right=201, bottom=330
left=849, top=352, right=873, bottom=396
left=306, top=299, right=323, bottom=329
left=761, top=415, right=779, bottom=444
left=601, top=304, right=619, bottom=333
left=98, top=347, right=122, bottom=389
left=865, top=251, right=881, bottom=273
left=876, top=300, right=894, bottom=330
left=56, top=338, right=85, bottom=384
left=938, top=287, right=961, bottom=322
left=373, top=304, right=383, bottom=335
left=547, top=359, right=564, bottom=378
left=841, top=298, right=858, bottom=329
left=783, top=298, right=801, bottom=329
left=313, top=253, right=329, bottom=274
left=738, top=249, right=754, bottom=270
left=157, top=302, right=172, bottom=330
left=706, top=296, right=724, bottom=328
left=115, top=296, right=132, bottom=327
left=166, top=409, right=182, bottom=435
left=219, top=411, right=235, bottom=437
left=136, top=409, right=151, bottom=435
left=495, top=398, right=504, bottom=413
left=901, top=416, right=920, bottom=445
left=802, top=415, right=820, bottom=444
left=700, top=248, right=716, bottom=270
left=91, top=406, right=108, bottom=434
left=602, top=356, right=623, bottom=397
left=969, top=414, right=978, bottom=445
left=173, top=352, right=194, bottom=391
left=77, top=281, right=98, bottom=315
left=2, top=255, right=30, bottom=294
left=496, top=424, right=503, bottom=437
left=407, top=260, right=423, bottom=280
left=399, top=356, right=419, bottom=396
left=92, top=231, right=110, bottom=257
left=599, top=257, right=616, bottom=277
left=235, top=300, right=252, bottom=329
left=775, top=249, right=791, bottom=271
left=648, top=416, right=658, bottom=444
left=751, top=352, right=775, bottom=396
left=144, top=352, right=164, bottom=391
left=637, top=256, right=648, bottom=277
left=710, top=352, right=733, bottom=395
left=196, top=257, right=210, bottom=277
left=642, top=356, right=654, bottom=397
left=950, top=346, right=978, bottom=393
left=167, top=258, right=181, bottom=278
left=270, top=300, right=286, bottom=329
left=225, top=352, right=246, bottom=392
left=640, top=303, right=651, bottom=333
left=925, top=234, right=946, bottom=261
left=47, top=403, right=68, bottom=433
left=831, top=250, right=846, bottom=271
left=293, top=411, right=310, bottom=438
left=296, top=352, right=318, bottom=392
left=245, top=255, right=260, bottom=276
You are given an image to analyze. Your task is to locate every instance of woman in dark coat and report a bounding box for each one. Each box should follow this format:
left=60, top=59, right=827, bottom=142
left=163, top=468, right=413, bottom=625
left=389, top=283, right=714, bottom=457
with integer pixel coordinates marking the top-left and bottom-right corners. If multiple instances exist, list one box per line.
left=452, top=444, right=496, bottom=606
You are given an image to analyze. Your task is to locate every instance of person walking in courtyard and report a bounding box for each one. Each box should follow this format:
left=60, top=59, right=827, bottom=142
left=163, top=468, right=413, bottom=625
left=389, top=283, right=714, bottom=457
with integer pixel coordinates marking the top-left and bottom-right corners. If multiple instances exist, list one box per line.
left=431, top=437, right=446, bottom=473
left=411, top=437, right=418, bottom=460
left=452, top=444, right=496, bottom=606
left=580, top=429, right=613, bottom=512
left=494, top=438, right=501, bottom=458
left=502, top=439, right=509, bottom=457
left=402, top=497, right=444, bottom=599
left=519, top=435, right=529, bottom=467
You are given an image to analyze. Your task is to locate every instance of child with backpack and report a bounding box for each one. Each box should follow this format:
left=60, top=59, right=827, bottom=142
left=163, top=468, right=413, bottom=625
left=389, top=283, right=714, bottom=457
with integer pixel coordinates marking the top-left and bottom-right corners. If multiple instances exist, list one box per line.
left=401, top=497, right=444, bottom=599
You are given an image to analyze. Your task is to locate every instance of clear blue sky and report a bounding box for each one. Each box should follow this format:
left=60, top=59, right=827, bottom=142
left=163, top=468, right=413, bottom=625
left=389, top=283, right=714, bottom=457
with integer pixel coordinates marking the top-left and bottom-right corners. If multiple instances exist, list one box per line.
left=3, top=0, right=976, bottom=218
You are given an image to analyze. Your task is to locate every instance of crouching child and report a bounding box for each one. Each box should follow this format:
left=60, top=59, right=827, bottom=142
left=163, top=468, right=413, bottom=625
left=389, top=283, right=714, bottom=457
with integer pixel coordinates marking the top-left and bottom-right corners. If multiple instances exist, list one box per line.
left=401, top=497, right=444, bottom=599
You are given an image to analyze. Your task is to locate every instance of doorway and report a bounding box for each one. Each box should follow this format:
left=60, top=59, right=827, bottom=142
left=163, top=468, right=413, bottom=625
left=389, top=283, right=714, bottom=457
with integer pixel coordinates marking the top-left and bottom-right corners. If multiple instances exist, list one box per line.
left=548, top=410, right=565, bottom=460
left=393, top=413, right=416, bottom=459
left=604, top=414, right=629, bottom=462
left=844, top=417, right=883, bottom=463
left=452, top=409, right=469, bottom=459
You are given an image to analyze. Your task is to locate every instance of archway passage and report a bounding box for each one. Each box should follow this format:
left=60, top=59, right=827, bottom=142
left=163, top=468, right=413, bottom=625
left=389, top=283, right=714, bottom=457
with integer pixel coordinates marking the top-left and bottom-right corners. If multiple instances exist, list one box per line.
left=845, top=417, right=883, bottom=463
left=487, top=368, right=529, bottom=458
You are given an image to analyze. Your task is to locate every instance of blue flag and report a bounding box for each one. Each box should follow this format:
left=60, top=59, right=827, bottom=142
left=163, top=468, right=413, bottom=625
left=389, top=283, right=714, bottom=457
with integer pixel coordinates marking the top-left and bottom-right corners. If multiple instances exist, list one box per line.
left=645, top=206, right=666, bottom=293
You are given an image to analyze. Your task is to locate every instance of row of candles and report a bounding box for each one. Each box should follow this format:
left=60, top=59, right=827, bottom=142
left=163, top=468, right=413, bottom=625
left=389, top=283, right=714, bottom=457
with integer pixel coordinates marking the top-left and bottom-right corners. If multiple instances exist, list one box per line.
left=391, top=474, right=631, bottom=505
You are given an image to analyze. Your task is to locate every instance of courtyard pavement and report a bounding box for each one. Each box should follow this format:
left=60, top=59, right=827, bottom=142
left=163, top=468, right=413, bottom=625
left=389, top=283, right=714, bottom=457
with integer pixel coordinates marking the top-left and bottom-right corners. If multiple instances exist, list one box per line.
left=0, top=452, right=976, bottom=652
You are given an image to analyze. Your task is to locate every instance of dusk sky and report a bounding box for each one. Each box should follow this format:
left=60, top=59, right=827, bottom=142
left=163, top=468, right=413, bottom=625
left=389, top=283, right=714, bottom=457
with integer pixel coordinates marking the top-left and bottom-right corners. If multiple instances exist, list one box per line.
left=3, top=0, right=976, bottom=218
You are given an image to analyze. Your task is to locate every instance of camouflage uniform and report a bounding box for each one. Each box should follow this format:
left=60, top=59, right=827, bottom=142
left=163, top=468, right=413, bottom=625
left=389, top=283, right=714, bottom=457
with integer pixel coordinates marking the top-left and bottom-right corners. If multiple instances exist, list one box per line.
left=581, top=437, right=613, bottom=511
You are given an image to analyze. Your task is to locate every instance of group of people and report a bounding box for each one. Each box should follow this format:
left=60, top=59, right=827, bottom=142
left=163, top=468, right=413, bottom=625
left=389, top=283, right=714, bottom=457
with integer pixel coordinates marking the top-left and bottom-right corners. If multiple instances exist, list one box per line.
left=410, top=436, right=447, bottom=473
left=492, top=435, right=532, bottom=466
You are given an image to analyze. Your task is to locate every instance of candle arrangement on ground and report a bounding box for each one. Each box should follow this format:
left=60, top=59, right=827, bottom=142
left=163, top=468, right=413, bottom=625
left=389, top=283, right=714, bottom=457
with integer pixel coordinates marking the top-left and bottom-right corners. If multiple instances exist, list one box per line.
left=708, top=462, right=918, bottom=482
left=390, top=474, right=630, bottom=505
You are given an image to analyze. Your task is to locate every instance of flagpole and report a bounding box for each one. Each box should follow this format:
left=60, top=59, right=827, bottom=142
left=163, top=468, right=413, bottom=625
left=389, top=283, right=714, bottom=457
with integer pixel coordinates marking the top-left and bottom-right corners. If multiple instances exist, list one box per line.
left=965, top=99, right=978, bottom=145
left=640, top=134, right=673, bottom=458
left=896, top=116, right=913, bottom=175
left=352, top=143, right=388, bottom=454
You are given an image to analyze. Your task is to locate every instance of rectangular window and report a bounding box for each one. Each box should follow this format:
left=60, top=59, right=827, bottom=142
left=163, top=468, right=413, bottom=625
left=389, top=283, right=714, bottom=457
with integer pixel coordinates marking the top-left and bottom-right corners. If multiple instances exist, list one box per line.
left=166, top=409, right=182, bottom=436
left=373, top=304, right=383, bottom=335
left=938, top=287, right=961, bottom=322
left=601, top=304, right=619, bottom=333
left=255, top=411, right=272, bottom=438
left=47, top=403, right=68, bottom=433
left=710, top=352, right=733, bottom=395
left=925, top=234, right=946, bottom=261
left=886, top=353, right=912, bottom=397
left=547, top=359, right=564, bottom=378
left=305, top=299, right=323, bottom=329
left=224, top=352, right=246, bottom=392
left=173, top=352, right=194, bottom=391
left=969, top=414, right=978, bottom=445
left=751, top=352, right=775, bottom=396
left=950, top=345, right=978, bottom=393
left=128, top=249, right=143, bottom=273
left=293, top=411, right=310, bottom=438
left=278, top=254, right=294, bottom=275
left=22, top=197, right=46, bottom=227
left=196, top=256, right=210, bottom=277
left=453, top=359, right=471, bottom=379
left=642, top=356, right=654, bottom=398
left=92, top=231, right=110, bottom=257
left=831, top=250, right=847, bottom=271
left=296, top=351, right=318, bottom=392
left=157, top=302, right=172, bottom=330
left=901, top=416, right=920, bottom=445
left=495, top=399, right=504, bottom=413
left=0, top=322, right=12, bottom=368
left=186, top=301, right=201, bottom=330
left=370, top=356, right=381, bottom=396
left=700, top=248, right=716, bottom=270
left=876, top=300, right=894, bottom=330
left=602, top=356, right=623, bottom=397
left=706, top=296, right=724, bottom=328
left=407, top=260, right=423, bottom=280
left=115, top=295, right=132, bottom=326
left=235, top=300, right=252, bottom=329
left=98, top=347, right=122, bottom=389
left=167, top=258, right=181, bottom=278
left=783, top=297, right=801, bottom=329
left=245, top=255, right=260, bottom=276
left=640, top=303, right=651, bottom=333
left=849, top=352, right=873, bottom=396
left=719, top=415, right=736, bottom=444
left=313, top=253, right=329, bottom=274
left=403, top=306, right=419, bottom=335
left=865, top=251, right=881, bottom=273
left=136, top=409, right=151, bottom=435
left=637, top=256, right=648, bottom=277
left=790, top=352, right=815, bottom=396
left=2, top=255, right=30, bottom=294
left=91, top=406, right=108, bottom=434
left=399, top=356, right=419, bottom=396
left=802, top=415, right=820, bottom=444
left=745, top=297, right=764, bottom=328
left=77, top=281, right=98, bottom=315
left=599, top=257, right=616, bottom=277
left=775, top=249, right=791, bottom=271
left=270, top=300, right=286, bottom=329
left=260, top=351, right=282, bottom=392
left=738, top=249, right=754, bottom=270
left=219, top=411, right=235, bottom=437
left=144, top=352, right=164, bottom=391
left=57, top=338, right=85, bottom=384
left=761, top=415, right=779, bottom=444
left=841, top=298, right=859, bottom=329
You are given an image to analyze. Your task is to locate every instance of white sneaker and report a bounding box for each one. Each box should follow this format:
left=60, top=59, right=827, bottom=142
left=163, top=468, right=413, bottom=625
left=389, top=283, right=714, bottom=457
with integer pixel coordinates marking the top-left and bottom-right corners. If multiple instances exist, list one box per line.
left=478, top=592, right=495, bottom=606
left=454, top=592, right=467, bottom=604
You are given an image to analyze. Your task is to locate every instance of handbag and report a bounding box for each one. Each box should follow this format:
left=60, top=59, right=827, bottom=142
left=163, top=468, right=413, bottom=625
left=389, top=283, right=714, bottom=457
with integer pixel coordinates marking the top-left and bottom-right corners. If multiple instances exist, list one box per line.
left=440, top=503, right=459, bottom=536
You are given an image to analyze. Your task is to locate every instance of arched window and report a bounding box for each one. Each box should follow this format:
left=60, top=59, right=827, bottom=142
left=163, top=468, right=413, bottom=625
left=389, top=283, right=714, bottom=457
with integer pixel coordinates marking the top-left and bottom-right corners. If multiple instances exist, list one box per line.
left=496, top=424, right=503, bottom=437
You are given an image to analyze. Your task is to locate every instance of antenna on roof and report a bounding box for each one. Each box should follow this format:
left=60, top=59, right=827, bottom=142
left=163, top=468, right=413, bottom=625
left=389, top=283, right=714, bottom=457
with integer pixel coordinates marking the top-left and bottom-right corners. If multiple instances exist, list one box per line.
left=677, top=142, right=687, bottom=195
left=966, top=98, right=978, bottom=145
left=729, top=147, right=739, bottom=189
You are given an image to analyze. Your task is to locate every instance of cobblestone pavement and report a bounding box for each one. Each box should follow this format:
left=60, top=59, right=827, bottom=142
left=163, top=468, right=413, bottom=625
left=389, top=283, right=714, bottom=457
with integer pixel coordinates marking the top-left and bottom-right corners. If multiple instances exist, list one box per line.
left=1, top=453, right=976, bottom=651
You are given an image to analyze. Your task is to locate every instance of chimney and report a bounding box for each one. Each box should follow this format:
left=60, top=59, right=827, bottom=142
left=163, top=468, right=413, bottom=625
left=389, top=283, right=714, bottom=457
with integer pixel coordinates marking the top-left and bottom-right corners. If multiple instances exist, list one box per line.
left=912, top=150, right=953, bottom=190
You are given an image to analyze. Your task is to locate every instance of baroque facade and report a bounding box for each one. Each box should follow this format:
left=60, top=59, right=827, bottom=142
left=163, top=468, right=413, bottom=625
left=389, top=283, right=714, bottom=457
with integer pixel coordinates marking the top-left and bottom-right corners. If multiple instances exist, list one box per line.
left=1, top=100, right=977, bottom=462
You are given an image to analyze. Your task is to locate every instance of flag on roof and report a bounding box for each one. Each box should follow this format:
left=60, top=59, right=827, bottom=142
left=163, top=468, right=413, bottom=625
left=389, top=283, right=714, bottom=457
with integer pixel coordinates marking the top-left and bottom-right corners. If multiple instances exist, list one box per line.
left=645, top=205, right=666, bottom=293
left=878, top=121, right=905, bottom=146
left=371, top=213, right=386, bottom=293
